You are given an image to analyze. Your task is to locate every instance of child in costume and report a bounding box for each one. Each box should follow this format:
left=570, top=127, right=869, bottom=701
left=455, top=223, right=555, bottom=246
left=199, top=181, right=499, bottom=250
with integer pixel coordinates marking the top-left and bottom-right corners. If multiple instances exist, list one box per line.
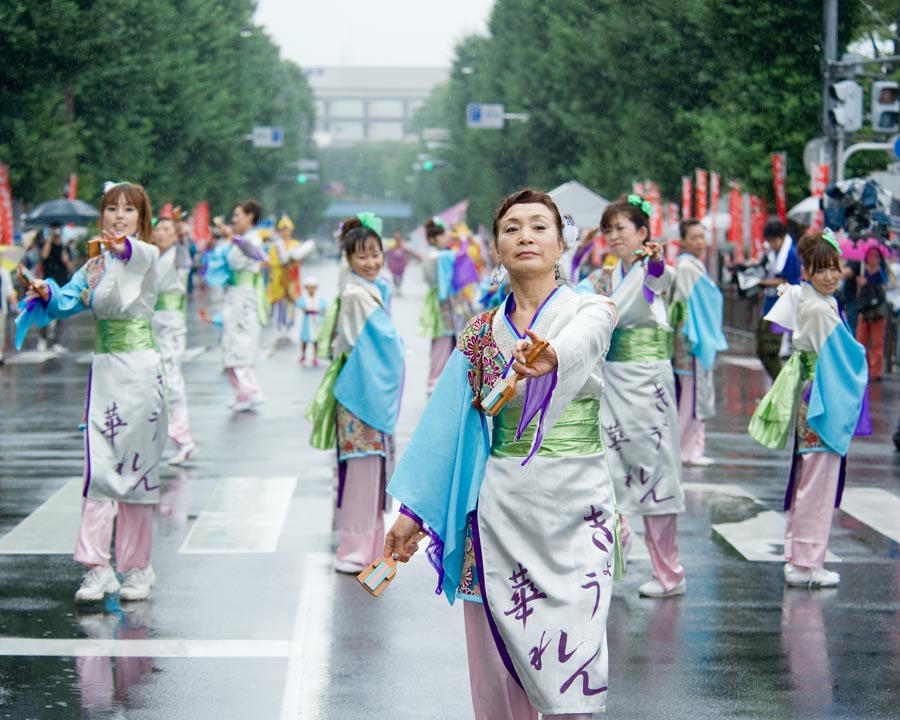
left=577, top=194, right=686, bottom=599
left=670, top=218, right=728, bottom=466
left=17, top=182, right=165, bottom=602
left=749, top=228, right=870, bottom=588
left=306, top=215, right=404, bottom=573
left=296, top=276, right=327, bottom=366
left=152, top=217, right=198, bottom=465
left=387, top=189, right=620, bottom=719
left=267, top=215, right=305, bottom=343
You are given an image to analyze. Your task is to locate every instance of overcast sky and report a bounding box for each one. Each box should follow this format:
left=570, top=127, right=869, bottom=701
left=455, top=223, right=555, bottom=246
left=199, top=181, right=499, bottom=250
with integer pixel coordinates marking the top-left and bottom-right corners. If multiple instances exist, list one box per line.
left=254, top=0, right=495, bottom=67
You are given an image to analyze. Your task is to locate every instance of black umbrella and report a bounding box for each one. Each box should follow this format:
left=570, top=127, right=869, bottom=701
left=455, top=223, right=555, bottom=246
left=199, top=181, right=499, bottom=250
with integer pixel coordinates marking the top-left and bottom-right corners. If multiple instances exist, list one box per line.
left=23, top=198, right=99, bottom=228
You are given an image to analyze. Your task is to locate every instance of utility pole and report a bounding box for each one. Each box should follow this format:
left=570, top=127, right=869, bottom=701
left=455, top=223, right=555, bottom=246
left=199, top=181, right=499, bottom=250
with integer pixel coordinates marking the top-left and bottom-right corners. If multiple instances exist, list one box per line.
left=823, top=0, right=840, bottom=182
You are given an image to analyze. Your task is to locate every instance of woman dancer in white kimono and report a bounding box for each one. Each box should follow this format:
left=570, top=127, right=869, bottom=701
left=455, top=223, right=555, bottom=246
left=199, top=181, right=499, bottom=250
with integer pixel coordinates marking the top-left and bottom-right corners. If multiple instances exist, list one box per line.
left=152, top=217, right=197, bottom=465
left=577, top=194, right=686, bottom=598
left=387, top=189, right=620, bottom=719
left=220, top=199, right=267, bottom=412
left=19, top=182, right=166, bottom=602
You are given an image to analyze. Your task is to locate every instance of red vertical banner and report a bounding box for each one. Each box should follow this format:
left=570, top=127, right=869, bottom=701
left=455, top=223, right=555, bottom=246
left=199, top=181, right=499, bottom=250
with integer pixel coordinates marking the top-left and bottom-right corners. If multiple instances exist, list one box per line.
left=750, top=195, right=767, bottom=259
left=666, top=202, right=681, bottom=264
left=632, top=181, right=645, bottom=196
left=159, top=202, right=174, bottom=219
left=772, top=151, right=788, bottom=223
left=728, top=182, right=744, bottom=247
left=646, top=181, right=663, bottom=239
left=695, top=169, right=708, bottom=219
left=193, top=201, right=211, bottom=250
left=0, top=163, right=13, bottom=245
left=67, top=174, right=78, bottom=200
left=810, top=164, right=829, bottom=230
left=681, top=177, right=692, bottom=219
left=710, top=171, right=720, bottom=239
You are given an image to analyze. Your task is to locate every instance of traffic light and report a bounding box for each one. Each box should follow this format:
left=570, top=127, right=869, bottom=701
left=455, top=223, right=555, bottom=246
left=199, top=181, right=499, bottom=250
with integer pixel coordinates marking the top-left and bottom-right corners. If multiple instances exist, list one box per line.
left=422, top=160, right=435, bottom=171
left=296, top=173, right=319, bottom=184
left=829, top=80, right=863, bottom=133
left=871, top=80, right=900, bottom=134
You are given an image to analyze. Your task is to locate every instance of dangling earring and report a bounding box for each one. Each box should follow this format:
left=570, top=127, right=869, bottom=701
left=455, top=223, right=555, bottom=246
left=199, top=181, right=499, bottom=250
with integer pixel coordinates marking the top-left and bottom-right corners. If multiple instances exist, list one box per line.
left=491, top=264, right=503, bottom=283
left=554, top=260, right=561, bottom=282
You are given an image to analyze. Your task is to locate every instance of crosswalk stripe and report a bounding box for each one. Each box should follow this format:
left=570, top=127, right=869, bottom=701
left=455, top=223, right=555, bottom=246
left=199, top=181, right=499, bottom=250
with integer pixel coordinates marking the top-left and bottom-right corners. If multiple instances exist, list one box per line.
left=839, top=487, right=900, bottom=544
left=688, top=483, right=841, bottom=563
left=0, top=478, right=83, bottom=554
left=178, top=476, right=297, bottom=554
left=0, top=638, right=290, bottom=658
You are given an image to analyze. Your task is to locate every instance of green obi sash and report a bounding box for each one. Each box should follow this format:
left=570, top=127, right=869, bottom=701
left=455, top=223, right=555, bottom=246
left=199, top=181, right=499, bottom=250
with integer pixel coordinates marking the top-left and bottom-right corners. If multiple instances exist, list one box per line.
left=305, top=351, right=349, bottom=450
left=748, top=350, right=816, bottom=449
left=230, top=270, right=269, bottom=325
left=491, top=399, right=604, bottom=458
left=419, top=286, right=449, bottom=338
left=155, top=292, right=186, bottom=312
left=94, top=319, right=157, bottom=354
left=607, top=327, right=674, bottom=362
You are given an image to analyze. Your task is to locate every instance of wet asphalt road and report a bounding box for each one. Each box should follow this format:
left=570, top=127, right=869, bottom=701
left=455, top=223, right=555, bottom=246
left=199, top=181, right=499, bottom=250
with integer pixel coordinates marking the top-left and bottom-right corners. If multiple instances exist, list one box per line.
left=0, top=258, right=898, bottom=720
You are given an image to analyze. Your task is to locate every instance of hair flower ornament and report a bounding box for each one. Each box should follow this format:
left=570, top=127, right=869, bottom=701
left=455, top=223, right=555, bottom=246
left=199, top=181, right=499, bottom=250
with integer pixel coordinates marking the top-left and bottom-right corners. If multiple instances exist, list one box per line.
left=102, top=180, right=131, bottom=195
left=562, top=214, right=580, bottom=246
left=627, top=194, right=653, bottom=218
left=356, top=212, right=384, bottom=237
left=822, top=228, right=842, bottom=256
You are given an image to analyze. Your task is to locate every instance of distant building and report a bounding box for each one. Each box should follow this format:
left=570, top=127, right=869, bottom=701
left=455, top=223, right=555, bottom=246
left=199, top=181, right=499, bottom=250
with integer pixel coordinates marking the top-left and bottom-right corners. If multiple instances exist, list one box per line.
left=304, top=66, right=449, bottom=145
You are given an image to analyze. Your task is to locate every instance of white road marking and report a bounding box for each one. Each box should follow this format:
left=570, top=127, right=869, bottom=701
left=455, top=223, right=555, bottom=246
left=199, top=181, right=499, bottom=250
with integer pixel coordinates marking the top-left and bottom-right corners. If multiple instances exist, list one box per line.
left=0, top=638, right=290, bottom=658
left=0, top=478, right=83, bottom=554
left=178, top=476, right=297, bottom=554
left=840, top=487, right=900, bottom=544
left=280, top=552, right=335, bottom=720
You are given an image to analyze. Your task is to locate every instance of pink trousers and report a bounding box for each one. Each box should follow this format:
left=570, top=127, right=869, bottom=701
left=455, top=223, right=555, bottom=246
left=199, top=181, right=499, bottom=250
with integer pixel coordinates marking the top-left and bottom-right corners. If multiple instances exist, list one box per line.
left=428, top=336, right=455, bottom=392
left=785, top=451, right=841, bottom=569
left=677, top=374, right=705, bottom=463
left=226, top=366, right=261, bottom=403
left=464, top=601, right=592, bottom=720
left=620, top=514, right=685, bottom=591
left=168, top=404, right=193, bottom=447
left=74, top=499, right=153, bottom=573
left=335, top=455, right=385, bottom=567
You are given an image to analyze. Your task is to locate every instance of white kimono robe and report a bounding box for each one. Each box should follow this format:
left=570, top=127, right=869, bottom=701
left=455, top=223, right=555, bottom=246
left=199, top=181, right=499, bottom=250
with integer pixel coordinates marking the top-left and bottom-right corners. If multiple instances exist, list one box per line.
left=601, top=261, right=685, bottom=516
left=222, top=230, right=264, bottom=368
left=152, top=245, right=189, bottom=417
left=30, top=240, right=167, bottom=504
left=390, top=286, right=621, bottom=715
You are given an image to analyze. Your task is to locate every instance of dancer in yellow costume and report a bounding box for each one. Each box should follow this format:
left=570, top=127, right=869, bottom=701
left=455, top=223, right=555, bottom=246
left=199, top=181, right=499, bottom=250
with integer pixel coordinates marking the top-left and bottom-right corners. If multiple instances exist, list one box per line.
left=268, top=215, right=303, bottom=342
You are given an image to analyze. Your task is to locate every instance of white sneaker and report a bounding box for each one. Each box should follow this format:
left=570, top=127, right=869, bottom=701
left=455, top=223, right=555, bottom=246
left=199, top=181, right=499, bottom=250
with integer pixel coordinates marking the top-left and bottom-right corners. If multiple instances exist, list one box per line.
left=51, top=343, right=67, bottom=353
left=686, top=456, right=714, bottom=466
left=231, top=400, right=252, bottom=412
left=784, top=563, right=840, bottom=588
left=36, top=338, right=48, bottom=352
left=75, top=566, right=121, bottom=603
left=638, top=577, right=687, bottom=598
left=249, top=393, right=265, bottom=406
left=168, top=442, right=198, bottom=466
left=334, top=560, right=367, bottom=574
left=119, top=565, right=156, bottom=601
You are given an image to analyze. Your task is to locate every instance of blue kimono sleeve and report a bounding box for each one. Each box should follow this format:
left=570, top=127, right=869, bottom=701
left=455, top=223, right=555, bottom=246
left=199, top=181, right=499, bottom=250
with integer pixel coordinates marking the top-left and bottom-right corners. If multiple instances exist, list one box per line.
left=436, top=250, right=455, bottom=302
left=387, top=349, right=490, bottom=603
left=333, top=306, right=405, bottom=435
left=685, top=274, right=729, bottom=370
left=203, top=244, right=231, bottom=288
left=807, top=321, right=869, bottom=456
left=574, top=277, right=595, bottom=295
left=15, top=275, right=88, bottom=350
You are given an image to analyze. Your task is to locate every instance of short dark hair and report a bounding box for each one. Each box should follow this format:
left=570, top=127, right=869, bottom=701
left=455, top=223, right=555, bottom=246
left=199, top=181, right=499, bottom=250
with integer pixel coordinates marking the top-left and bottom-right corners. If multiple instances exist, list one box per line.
left=763, top=217, right=787, bottom=241
left=679, top=218, right=703, bottom=240
left=234, top=199, right=262, bottom=225
left=601, top=195, right=651, bottom=239
left=492, top=188, right=563, bottom=242
left=343, top=225, right=382, bottom=258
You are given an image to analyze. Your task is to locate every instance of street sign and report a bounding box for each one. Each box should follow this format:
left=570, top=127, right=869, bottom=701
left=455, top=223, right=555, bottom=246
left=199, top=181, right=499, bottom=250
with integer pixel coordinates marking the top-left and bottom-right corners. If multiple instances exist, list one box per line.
left=467, top=103, right=505, bottom=130
left=891, top=134, right=900, bottom=161
left=248, top=126, right=283, bottom=148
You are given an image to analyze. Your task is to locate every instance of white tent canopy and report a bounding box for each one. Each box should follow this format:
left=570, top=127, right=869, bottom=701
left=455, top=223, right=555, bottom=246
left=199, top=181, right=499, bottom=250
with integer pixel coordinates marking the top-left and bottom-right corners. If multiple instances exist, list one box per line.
left=548, top=181, right=610, bottom=230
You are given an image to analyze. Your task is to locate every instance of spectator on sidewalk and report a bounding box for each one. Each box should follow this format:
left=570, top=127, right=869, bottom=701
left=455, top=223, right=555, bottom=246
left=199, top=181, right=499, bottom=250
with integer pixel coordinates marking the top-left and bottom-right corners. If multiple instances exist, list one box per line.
left=0, top=264, right=17, bottom=363
left=38, top=223, right=74, bottom=352
left=755, top=218, right=801, bottom=380
left=856, top=244, right=892, bottom=382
